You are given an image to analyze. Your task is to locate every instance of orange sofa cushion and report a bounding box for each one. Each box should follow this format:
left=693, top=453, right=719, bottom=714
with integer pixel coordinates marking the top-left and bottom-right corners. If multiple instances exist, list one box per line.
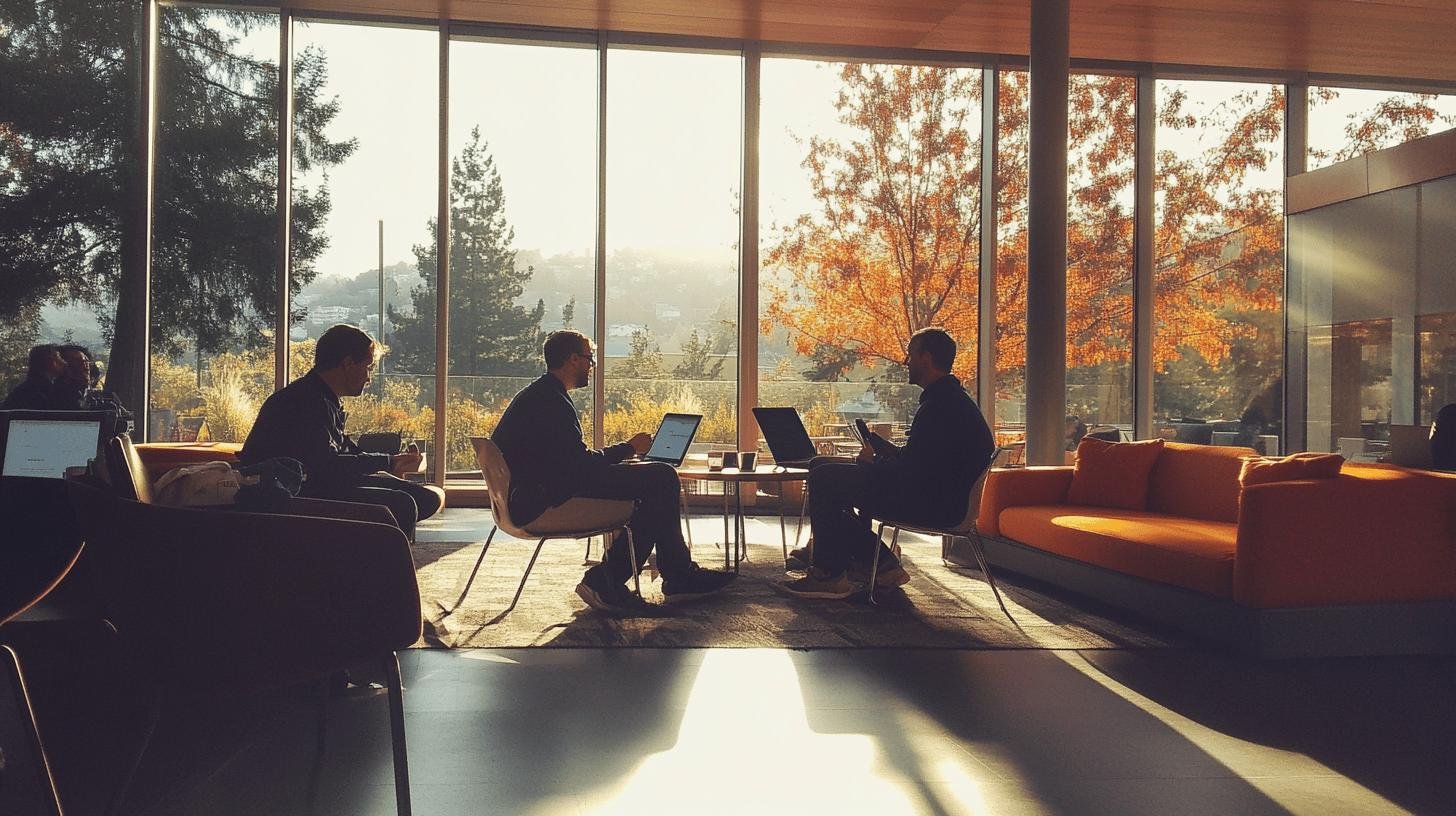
left=998, top=505, right=1238, bottom=597
left=1065, top=438, right=1164, bottom=511
left=1238, top=452, right=1344, bottom=488
left=135, top=442, right=243, bottom=484
left=1142, top=442, right=1256, bottom=523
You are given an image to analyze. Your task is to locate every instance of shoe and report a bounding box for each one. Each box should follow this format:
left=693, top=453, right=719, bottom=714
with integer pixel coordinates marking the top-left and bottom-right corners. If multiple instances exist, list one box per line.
left=575, top=569, right=663, bottom=617
left=848, top=560, right=910, bottom=589
left=662, top=563, right=737, bottom=604
left=786, top=545, right=812, bottom=571
left=780, top=567, right=855, bottom=600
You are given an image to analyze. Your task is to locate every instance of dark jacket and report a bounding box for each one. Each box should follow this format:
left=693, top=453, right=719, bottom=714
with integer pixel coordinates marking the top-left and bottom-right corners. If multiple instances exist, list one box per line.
left=1, top=376, right=60, bottom=410
left=491, top=373, right=634, bottom=525
left=867, top=374, right=995, bottom=526
left=239, top=370, right=392, bottom=490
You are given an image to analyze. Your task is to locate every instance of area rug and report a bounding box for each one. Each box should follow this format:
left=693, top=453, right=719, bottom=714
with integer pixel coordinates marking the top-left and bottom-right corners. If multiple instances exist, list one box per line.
left=411, top=509, right=1180, bottom=650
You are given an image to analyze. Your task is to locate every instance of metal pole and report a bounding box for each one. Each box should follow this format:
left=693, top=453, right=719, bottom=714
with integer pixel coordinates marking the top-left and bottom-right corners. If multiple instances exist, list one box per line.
left=1133, top=74, right=1155, bottom=440
left=433, top=24, right=449, bottom=485
left=978, top=65, right=999, bottom=429
left=1283, top=82, right=1308, bottom=454
left=378, top=218, right=385, bottom=374
left=276, top=10, right=293, bottom=390
left=739, top=44, right=760, bottom=458
left=132, top=0, right=159, bottom=438
left=1025, top=0, right=1070, bottom=465
left=593, top=33, right=608, bottom=450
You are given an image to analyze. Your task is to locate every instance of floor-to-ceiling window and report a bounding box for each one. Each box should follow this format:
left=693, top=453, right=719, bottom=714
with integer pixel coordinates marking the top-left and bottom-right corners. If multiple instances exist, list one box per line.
left=1308, top=87, right=1456, bottom=171
left=290, top=19, right=439, bottom=459
left=604, top=46, right=741, bottom=452
left=443, top=35, right=598, bottom=471
left=149, top=7, right=284, bottom=442
left=1153, top=79, right=1285, bottom=452
left=758, top=58, right=982, bottom=459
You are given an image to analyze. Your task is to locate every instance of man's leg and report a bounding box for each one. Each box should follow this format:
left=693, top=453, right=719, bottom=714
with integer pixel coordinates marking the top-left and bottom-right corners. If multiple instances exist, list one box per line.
left=579, top=462, right=691, bottom=582
left=304, top=478, right=421, bottom=540
left=803, top=462, right=882, bottom=575
left=369, top=474, right=443, bottom=523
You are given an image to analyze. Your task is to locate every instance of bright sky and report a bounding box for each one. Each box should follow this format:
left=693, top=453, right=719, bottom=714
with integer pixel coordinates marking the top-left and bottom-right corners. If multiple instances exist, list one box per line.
left=224, top=14, right=1455, bottom=282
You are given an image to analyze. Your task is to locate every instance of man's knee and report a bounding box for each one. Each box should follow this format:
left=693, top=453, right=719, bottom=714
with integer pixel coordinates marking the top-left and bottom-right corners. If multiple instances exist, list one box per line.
left=640, top=461, right=680, bottom=491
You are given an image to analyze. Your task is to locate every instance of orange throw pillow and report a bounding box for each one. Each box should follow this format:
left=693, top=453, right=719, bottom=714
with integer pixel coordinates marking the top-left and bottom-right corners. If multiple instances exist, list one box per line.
left=1065, top=437, right=1166, bottom=510
left=1238, top=452, right=1345, bottom=488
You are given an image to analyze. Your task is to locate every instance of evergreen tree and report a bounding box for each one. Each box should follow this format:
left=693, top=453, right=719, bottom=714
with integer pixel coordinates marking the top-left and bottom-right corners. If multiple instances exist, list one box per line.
left=390, top=127, right=543, bottom=376
left=0, top=1, right=353, bottom=409
left=616, top=328, right=663, bottom=379
left=672, top=329, right=723, bottom=380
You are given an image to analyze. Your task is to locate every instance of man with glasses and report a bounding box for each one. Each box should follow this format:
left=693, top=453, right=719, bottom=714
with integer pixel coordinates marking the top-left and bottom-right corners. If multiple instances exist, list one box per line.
left=492, top=330, right=735, bottom=614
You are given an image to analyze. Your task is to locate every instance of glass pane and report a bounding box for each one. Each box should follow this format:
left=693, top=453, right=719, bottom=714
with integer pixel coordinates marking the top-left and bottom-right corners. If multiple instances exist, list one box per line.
left=150, top=8, right=281, bottom=442
left=605, top=47, right=740, bottom=456
left=759, top=59, right=982, bottom=462
left=1066, top=74, right=1135, bottom=450
left=447, top=38, right=597, bottom=472
left=1, top=1, right=140, bottom=416
left=994, top=71, right=1029, bottom=452
left=291, top=20, right=438, bottom=465
left=1308, top=88, right=1456, bottom=172
left=1153, top=80, right=1285, bottom=453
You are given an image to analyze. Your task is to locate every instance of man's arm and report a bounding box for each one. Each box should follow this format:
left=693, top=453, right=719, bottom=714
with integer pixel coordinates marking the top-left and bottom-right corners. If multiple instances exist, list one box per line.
left=273, top=397, right=393, bottom=486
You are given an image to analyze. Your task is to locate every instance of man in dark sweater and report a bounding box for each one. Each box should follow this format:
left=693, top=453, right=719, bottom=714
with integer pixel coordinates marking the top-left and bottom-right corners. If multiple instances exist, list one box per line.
left=783, top=327, right=994, bottom=599
left=240, top=325, right=440, bottom=539
left=492, top=330, right=734, bottom=614
left=2, top=345, right=65, bottom=410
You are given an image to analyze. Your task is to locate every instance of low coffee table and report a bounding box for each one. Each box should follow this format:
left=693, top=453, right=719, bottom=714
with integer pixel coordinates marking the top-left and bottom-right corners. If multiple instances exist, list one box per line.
left=677, top=466, right=809, bottom=572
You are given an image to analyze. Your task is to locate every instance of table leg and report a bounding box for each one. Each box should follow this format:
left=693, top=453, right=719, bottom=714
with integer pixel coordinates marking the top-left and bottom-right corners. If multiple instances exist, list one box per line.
left=680, top=479, right=694, bottom=551
left=722, top=485, right=730, bottom=571
left=733, top=480, right=744, bottom=572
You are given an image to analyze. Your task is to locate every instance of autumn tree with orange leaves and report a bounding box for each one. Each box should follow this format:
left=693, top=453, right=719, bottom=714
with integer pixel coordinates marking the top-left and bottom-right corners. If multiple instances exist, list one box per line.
left=765, top=65, right=1451, bottom=425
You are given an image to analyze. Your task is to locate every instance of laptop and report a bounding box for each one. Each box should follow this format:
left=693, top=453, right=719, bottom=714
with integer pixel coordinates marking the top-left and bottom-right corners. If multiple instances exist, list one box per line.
left=0, top=411, right=107, bottom=480
left=752, top=407, right=818, bottom=468
left=1387, top=424, right=1434, bottom=469
left=642, top=412, right=702, bottom=466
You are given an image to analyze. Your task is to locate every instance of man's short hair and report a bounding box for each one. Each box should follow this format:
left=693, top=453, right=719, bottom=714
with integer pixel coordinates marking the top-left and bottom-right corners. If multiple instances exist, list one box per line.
left=56, top=343, right=91, bottom=361
left=544, top=330, right=590, bottom=369
left=315, top=325, right=374, bottom=371
left=910, top=327, right=956, bottom=372
left=27, top=344, right=60, bottom=377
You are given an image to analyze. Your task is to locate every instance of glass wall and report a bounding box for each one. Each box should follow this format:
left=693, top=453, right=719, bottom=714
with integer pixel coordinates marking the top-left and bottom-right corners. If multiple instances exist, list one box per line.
left=441, top=37, right=597, bottom=472
left=1307, top=88, right=1456, bottom=171
left=1290, top=175, right=1456, bottom=454
left=605, top=46, right=741, bottom=452
left=994, top=71, right=1029, bottom=447
left=149, top=7, right=282, bottom=442
left=1153, top=79, right=1285, bottom=453
left=759, top=58, right=981, bottom=460
left=290, top=20, right=440, bottom=460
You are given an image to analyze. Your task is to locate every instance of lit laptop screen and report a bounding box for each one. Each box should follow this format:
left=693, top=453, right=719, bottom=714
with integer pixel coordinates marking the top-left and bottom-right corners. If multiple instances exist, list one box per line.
left=645, top=414, right=701, bottom=465
left=1, top=419, right=102, bottom=479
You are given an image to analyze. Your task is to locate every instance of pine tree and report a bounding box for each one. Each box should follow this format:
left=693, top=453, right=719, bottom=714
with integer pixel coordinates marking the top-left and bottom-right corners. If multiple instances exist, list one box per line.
left=390, top=127, right=544, bottom=376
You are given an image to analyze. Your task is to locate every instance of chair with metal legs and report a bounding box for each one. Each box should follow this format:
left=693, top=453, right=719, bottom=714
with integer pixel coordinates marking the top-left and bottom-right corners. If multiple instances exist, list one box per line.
left=439, top=438, right=641, bottom=622
left=867, top=448, right=1013, bottom=620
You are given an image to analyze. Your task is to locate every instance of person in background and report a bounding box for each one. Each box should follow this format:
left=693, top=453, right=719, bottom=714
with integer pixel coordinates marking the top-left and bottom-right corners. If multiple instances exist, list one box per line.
left=50, top=344, right=94, bottom=409
left=782, top=328, right=994, bottom=599
left=1065, top=414, right=1088, bottom=452
left=491, top=330, right=736, bottom=614
left=1431, top=403, right=1456, bottom=471
left=2, top=345, right=65, bottom=410
left=240, top=324, right=440, bottom=540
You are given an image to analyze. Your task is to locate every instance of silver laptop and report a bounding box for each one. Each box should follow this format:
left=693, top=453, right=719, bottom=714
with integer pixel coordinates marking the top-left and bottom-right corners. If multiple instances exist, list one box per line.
left=641, top=413, right=702, bottom=466
left=0, top=414, right=105, bottom=480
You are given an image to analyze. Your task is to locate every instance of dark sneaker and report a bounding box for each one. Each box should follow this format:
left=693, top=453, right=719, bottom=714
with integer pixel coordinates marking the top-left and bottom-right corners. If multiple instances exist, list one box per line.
left=662, top=564, right=737, bottom=604
left=780, top=567, right=855, bottom=599
left=575, top=569, right=662, bottom=617
left=848, top=559, right=911, bottom=589
left=786, top=546, right=811, bottom=571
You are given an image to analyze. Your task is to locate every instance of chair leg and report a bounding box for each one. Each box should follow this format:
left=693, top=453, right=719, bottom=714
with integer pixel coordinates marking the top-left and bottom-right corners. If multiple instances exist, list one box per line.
left=681, top=479, right=694, bottom=550
left=383, top=653, right=412, bottom=816
left=969, top=532, right=1014, bottom=622
left=793, top=481, right=809, bottom=551
left=868, top=522, right=891, bottom=607
left=583, top=535, right=593, bottom=565
left=625, top=527, right=642, bottom=597
left=779, top=498, right=789, bottom=567
left=492, top=537, right=549, bottom=623
left=439, top=525, right=498, bottom=614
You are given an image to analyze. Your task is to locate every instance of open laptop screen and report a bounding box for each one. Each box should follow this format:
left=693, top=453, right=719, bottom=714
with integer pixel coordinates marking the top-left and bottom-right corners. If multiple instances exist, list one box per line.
left=643, top=413, right=702, bottom=466
left=1, top=417, right=103, bottom=479
left=752, top=407, right=817, bottom=464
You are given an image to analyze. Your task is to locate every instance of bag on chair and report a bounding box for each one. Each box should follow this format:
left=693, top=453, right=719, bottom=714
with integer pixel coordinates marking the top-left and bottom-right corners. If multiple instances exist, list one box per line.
left=153, top=461, right=242, bottom=507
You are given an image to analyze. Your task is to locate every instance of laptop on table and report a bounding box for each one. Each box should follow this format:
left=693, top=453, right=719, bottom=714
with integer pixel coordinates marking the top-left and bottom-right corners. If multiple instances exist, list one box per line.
left=752, top=407, right=819, bottom=468
left=0, top=411, right=108, bottom=482
left=641, top=412, right=703, bottom=467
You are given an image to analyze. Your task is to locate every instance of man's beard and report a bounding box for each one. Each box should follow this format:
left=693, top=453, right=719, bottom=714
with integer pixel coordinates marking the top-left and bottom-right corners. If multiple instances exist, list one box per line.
left=577, top=371, right=590, bottom=388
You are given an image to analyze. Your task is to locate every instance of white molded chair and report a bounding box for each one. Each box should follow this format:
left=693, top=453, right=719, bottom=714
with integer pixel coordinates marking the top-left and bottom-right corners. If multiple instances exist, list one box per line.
left=868, top=448, right=1013, bottom=620
left=438, top=437, right=640, bottom=622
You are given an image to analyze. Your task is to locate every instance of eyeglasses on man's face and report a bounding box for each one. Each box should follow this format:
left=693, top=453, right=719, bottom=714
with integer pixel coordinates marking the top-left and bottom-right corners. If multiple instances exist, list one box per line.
left=574, top=351, right=596, bottom=367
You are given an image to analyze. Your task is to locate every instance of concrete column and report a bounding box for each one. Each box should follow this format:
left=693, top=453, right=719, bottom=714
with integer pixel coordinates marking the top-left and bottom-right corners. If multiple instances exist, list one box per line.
left=1025, top=0, right=1070, bottom=464
left=1133, top=74, right=1155, bottom=441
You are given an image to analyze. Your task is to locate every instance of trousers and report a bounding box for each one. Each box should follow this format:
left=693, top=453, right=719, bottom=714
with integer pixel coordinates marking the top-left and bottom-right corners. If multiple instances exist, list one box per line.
left=805, top=461, right=899, bottom=574
left=303, top=473, right=442, bottom=540
left=580, top=461, right=692, bottom=583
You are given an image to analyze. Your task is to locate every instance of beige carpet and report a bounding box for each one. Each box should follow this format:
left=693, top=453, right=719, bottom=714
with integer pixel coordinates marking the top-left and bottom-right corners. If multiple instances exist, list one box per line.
left=411, top=509, right=1180, bottom=650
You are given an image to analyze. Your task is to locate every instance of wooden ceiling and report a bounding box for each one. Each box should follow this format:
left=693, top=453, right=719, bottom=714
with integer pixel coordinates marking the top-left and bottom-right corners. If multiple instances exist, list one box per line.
left=263, top=0, right=1456, bottom=86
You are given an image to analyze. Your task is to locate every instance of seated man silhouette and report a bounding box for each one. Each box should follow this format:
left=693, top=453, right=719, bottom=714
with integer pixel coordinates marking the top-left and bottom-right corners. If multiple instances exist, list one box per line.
left=782, top=327, right=994, bottom=599
left=240, top=324, right=439, bottom=540
left=491, top=330, right=735, bottom=614
left=2, top=345, right=66, bottom=410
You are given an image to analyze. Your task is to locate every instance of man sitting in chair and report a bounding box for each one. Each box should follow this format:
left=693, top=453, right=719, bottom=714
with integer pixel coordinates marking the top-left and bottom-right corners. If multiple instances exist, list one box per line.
left=491, top=330, right=735, bottom=614
left=782, top=327, right=994, bottom=599
left=240, top=324, right=441, bottom=540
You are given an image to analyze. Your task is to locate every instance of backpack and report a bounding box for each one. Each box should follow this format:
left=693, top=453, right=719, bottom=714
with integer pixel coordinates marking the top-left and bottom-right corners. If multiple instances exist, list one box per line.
left=153, top=461, right=242, bottom=507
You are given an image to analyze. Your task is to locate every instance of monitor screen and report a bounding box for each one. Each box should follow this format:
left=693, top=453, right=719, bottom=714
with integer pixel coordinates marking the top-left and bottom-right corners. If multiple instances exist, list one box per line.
left=644, top=413, right=702, bottom=466
left=1, top=418, right=102, bottom=479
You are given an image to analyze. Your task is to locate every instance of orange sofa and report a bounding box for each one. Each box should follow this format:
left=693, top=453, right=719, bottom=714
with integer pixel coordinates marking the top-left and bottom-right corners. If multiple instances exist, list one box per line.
left=978, top=442, right=1456, bottom=657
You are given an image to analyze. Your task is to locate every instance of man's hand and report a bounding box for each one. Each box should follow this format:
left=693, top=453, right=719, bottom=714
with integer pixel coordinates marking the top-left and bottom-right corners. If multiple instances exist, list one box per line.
left=391, top=451, right=424, bottom=476
left=628, top=432, right=653, bottom=456
left=857, top=442, right=875, bottom=463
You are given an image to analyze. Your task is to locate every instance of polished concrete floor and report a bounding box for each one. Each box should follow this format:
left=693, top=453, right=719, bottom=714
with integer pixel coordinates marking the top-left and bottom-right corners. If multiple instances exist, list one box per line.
left=132, top=646, right=1454, bottom=816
